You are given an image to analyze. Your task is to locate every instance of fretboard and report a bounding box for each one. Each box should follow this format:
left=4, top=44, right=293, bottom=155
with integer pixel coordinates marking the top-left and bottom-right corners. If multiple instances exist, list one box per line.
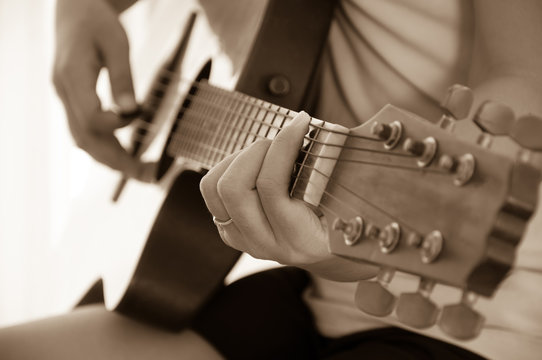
left=167, top=80, right=297, bottom=170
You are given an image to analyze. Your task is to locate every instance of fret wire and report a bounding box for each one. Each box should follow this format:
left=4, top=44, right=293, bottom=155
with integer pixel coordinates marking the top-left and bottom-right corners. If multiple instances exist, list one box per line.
left=241, top=97, right=265, bottom=150
left=199, top=84, right=226, bottom=166
left=201, top=83, right=228, bottom=165
left=252, top=99, right=268, bottom=142
left=208, top=84, right=237, bottom=166
left=199, top=85, right=228, bottom=168
left=216, top=86, right=245, bottom=164
left=168, top=111, right=270, bottom=168
left=184, top=85, right=211, bottom=164
left=180, top=84, right=212, bottom=161
left=259, top=102, right=276, bottom=141
left=179, top=87, right=205, bottom=160
left=230, top=92, right=252, bottom=154
left=188, top=85, right=289, bottom=129
left=208, top=86, right=237, bottom=165
left=169, top=91, right=287, bottom=161
left=221, top=91, right=247, bottom=161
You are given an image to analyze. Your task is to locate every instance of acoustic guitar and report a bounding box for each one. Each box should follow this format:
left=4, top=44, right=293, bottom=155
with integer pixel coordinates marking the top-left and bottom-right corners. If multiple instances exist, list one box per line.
left=84, top=0, right=542, bottom=343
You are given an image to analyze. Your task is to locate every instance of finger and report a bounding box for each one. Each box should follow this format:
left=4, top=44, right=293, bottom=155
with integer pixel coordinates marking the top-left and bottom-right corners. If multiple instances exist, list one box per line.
left=216, top=140, right=279, bottom=260
left=257, top=112, right=329, bottom=263
left=257, top=111, right=311, bottom=204
left=200, top=151, right=241, bottom=222
left=95, top=16, right=137, bottom=114
left=59, top=49, right=131, bottom=133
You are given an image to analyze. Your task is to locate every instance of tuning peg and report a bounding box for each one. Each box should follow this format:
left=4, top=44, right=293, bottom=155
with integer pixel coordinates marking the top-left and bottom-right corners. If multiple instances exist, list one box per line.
left=396, top=278, right=439, bottom=329
left=510, top=114, right=542, bottom=151
left=441, top=85, right=474, bottom=120
left=355, top=268, right=397, bottom=317
left=473, top=101, right=515, bottom=135
left=439, top=291, right=485, bottom=340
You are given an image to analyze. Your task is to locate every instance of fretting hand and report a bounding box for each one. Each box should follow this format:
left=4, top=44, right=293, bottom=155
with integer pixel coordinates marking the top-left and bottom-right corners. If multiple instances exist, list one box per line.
left=200, top=112, right=378, bottom=281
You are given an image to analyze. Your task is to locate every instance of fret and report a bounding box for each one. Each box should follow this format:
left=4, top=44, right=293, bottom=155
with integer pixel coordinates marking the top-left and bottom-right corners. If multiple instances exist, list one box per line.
left=178, top=89, right=203, bottom=160
left=253, top=100, right=270, bottom=140
left=221, top=92, right=246, bottom=161
left=261, top=103, right=280, bottom=140
left=215, top=88, right=243, bottom=164
left=193, top=84, right=223, bottom=164
left=176, top=107, right=268, bottom=158
left=165, top=81, right=307, bottom=170
left=244, top=98, right=266, bottom=148
left=211, top=88, right=233, bottom=164
left=231, top=93, right=255, bottom=154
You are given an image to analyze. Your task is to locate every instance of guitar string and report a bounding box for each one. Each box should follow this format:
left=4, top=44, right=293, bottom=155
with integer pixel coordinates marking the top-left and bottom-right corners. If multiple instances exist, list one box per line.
left=131, top=79, right=453, bottom=175
left=292, top=162, right=423, bottom=235
left=131, top=80, right=381, bottom=143
left=166, top=105, right=429, bottom=172
left=298, top=149, right=451, bottom=175
left=292, top=168, right=542, bottom=285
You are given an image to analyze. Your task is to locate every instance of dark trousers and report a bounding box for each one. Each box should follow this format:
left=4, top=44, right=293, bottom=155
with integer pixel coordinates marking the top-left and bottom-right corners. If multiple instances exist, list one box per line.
left=191, top=267, right=487, bottom=360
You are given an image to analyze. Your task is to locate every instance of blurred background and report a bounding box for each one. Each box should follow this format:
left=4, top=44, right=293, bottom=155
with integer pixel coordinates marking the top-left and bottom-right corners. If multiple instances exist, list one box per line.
left=0, top=0, right=77, bottom=326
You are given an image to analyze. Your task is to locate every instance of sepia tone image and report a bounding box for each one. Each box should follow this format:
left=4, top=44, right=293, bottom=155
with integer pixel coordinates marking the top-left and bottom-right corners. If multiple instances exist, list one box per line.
left=0, top=0, right=541, bottom=359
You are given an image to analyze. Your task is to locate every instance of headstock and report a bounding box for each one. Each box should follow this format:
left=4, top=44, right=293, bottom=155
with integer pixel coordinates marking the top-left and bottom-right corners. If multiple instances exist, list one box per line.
left=291, top=85, right=541, bottom=340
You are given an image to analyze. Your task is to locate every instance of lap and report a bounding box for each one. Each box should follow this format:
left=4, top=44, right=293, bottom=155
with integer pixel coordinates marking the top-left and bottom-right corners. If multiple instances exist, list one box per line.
left=0, top=305, right=221, bottom=360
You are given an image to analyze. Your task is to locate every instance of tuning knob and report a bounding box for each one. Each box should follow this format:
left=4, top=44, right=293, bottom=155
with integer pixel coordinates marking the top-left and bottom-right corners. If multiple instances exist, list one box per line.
left=441, top=84, right=474, bottom=120
left=396, top=278, right=439, bottom=329
left=439, top=291, right=485, bottom=340
left=473, top=101, right=515, bottom=135
left=510, top=114, right=542, bottom=151
left=355, top=268, right=397, bottom=317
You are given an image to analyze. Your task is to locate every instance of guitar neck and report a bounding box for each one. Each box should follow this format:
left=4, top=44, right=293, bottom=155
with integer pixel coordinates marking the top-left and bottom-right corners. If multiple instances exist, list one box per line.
left=167, top=80, right=297, bottom=170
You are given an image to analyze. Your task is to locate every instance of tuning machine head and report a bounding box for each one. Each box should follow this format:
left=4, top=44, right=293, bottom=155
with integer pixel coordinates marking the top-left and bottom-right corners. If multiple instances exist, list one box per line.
left=511, top=114, right=542, bottom=151
left=441, top=85, right=474, bottom=120
left=438, top=85, right=474, bottom=131
left=439, top=291, right=485, bottom=340
left=355, top=268, right=397, bottom=317
left=473, top=101, right=515, bottom=136
left=396, top=278, right=439, bottom=329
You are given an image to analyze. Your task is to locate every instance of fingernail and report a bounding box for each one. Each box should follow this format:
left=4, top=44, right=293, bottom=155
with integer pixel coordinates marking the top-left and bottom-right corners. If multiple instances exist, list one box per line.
left=116, top=93, right=138, bottom=112
left=290, top=111, right=311, bottom=127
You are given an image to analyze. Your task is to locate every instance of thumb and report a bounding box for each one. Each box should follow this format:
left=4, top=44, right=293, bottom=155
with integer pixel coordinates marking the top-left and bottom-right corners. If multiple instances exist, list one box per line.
left=95, top=16, right=138, bottom=116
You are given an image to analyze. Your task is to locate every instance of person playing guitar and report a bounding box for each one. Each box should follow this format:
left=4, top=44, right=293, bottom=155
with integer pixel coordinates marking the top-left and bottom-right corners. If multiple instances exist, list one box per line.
left=1, top=0, right=542, bottom=359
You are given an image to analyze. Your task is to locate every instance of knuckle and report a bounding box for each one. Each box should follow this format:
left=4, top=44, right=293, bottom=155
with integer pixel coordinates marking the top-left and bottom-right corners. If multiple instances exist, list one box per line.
left=216, top=176, right=241, bottom=203
left=199, top=174, right=215, bottom=199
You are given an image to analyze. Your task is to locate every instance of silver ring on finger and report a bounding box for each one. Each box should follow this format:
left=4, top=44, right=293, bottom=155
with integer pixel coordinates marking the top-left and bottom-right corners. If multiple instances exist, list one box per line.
left=213, top=216, right=234, bottom=227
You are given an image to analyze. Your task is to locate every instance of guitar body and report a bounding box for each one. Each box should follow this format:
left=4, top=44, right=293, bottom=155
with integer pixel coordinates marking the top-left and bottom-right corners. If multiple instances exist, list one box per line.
left=79, top=0, right=336, bottom=329
left=114, top=170, right=239, bottom=329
